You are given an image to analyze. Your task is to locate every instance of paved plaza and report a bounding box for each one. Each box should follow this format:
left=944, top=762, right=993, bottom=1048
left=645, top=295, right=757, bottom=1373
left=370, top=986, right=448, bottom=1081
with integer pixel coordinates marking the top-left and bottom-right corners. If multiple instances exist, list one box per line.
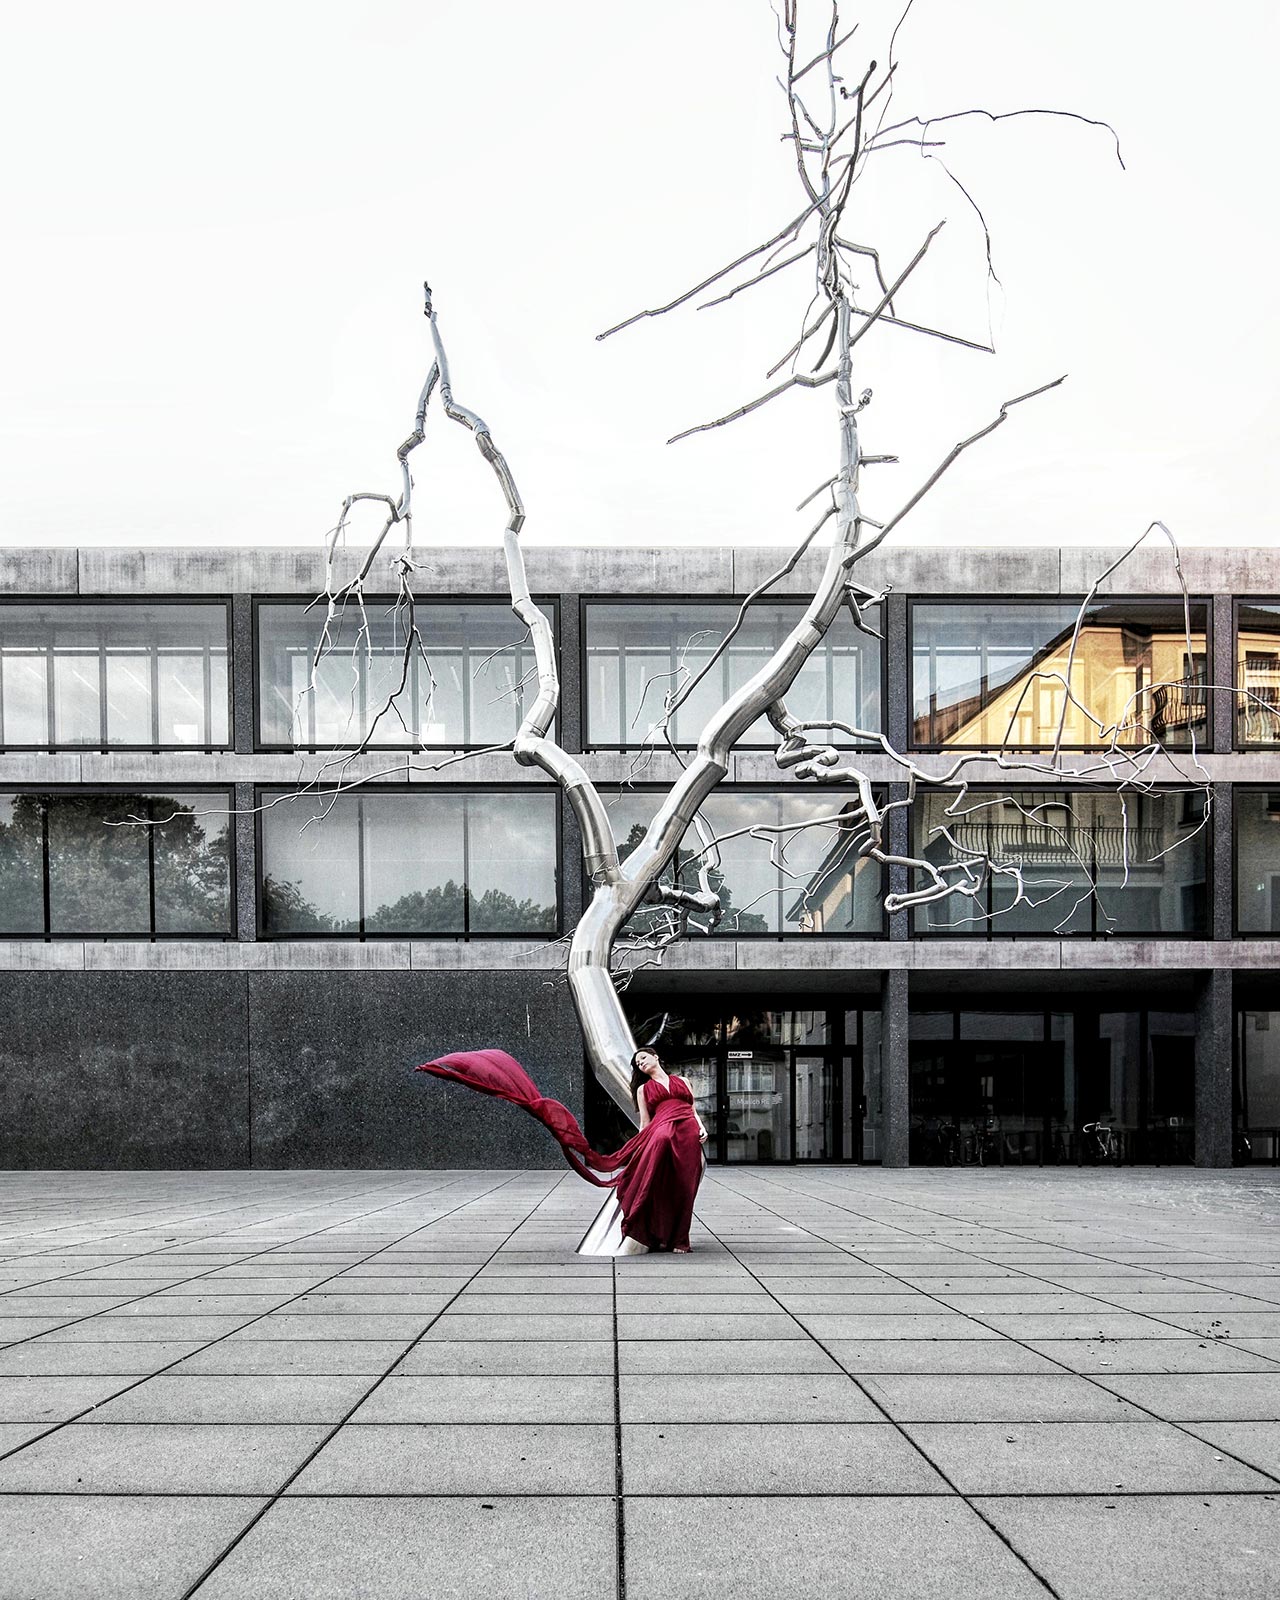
left=1, top=1168, right=1279, bottom=1598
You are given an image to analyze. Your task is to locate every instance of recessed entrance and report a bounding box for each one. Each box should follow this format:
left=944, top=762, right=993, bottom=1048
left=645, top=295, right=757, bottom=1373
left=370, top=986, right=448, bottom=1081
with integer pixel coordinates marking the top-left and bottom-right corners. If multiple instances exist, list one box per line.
left=602, top=1000, right=874, bottom=1164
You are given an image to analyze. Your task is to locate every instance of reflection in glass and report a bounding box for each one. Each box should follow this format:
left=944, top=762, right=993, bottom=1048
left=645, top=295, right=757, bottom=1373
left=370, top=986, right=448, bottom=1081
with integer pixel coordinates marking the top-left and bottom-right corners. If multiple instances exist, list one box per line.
left=726, top=1047, right=790, bottom=1161
left=1235, top=791, right=1280, bottom=934
left=605, top=789, right=883, bottom=936
left=677, top=1054, right=719, bottom=1158
left=256, top=602, right=546, bottom=749
left=0, top=791, right=232, bottom=937
left=911, top=601, right=1207, bottom=749
left=585, top=601, right=881, bottom=748
left=259, top=790, right=557, bottom=936
left=1236, top=605, right=1280, bottom=744
left=1237, top=1010, right=1280, bottom=1161
left=912, top=789, right=1207, bottom=936
left=0, top=604, right=230, bottom=748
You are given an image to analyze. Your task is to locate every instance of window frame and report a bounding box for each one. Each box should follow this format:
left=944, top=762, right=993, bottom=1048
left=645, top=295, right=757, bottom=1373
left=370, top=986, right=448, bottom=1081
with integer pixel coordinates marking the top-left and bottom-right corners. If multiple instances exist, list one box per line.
left=1232, top=596, right=1280, bottom=750
left=907, top=782, right=1212, bottom=941
left=0, top=596, right=234, bottom=754
left=1231, top=784, right=1280, bottom=938
left=0, top=784, right=237, bottom=941
left=251, top=594, right=560, bottom=753
left=253, top=783, right=564, bottom=941
left=578, top=593, right=887, bottom=753
left=905, top=593, right=1214, bottom=753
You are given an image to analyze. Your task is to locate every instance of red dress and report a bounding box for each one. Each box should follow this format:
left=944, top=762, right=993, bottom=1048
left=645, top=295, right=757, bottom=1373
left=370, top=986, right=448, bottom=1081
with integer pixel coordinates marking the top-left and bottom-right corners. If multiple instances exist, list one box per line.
left=616, top=1075, right=703, bottom=1251
left=415, top=1050, right=704, bottom=1252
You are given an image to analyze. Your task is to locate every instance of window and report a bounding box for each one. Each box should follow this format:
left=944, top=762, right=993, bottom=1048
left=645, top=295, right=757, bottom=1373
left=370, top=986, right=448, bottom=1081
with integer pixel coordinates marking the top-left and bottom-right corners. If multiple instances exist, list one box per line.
left=1236, top=603, right=1280, bottom=745
left=258, top=788, right=558, bottom=936
left=0, top=791, right=233, bottom=937
left=584, top=600, right=881, bottom=749
left=912, top=788, right=1209, bottom=936
left=256, top=600, right=551, bottom=749
left=0, top=602, right=230, bottom=749
left=600, top=788, right=885, bottom=935
left=1234, top=789, right=1280, bottom=934
left=910, top=600, right=1208, bottom=749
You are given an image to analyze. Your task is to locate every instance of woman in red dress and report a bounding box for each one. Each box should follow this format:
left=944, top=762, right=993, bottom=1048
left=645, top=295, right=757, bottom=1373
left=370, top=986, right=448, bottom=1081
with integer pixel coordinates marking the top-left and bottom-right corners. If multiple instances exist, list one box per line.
left=616, top=1048, right=708, bottom=1252
left=415, top=1045, right=707, bottom=1253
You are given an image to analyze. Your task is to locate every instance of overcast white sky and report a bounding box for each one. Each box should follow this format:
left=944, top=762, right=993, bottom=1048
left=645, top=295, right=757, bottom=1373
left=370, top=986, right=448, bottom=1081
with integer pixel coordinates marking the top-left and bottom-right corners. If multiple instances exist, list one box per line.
left=1, top=0, right=1276, bottom=553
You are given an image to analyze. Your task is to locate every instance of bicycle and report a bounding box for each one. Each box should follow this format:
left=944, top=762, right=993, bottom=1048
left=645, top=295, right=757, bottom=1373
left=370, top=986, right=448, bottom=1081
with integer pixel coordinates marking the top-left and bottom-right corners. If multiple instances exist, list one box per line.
left=1081, top=1119, right=1123, bottom=1165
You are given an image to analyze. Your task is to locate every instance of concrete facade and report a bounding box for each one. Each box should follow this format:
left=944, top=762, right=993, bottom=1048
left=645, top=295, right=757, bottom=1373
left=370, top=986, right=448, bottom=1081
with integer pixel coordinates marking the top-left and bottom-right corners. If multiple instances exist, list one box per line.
left=3, top=542, right=1279, bottom=1170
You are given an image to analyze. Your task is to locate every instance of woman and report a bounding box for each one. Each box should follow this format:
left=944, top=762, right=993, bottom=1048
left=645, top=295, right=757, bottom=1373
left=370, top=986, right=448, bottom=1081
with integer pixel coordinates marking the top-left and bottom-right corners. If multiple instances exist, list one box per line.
left=415, top=1045, right=707, bottom=1253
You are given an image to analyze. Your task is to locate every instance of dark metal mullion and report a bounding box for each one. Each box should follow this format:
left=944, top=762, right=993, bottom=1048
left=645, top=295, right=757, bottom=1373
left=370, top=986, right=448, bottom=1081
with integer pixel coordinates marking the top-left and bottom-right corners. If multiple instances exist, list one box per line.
left=146, top=798, right=157, bottom=938
left=788, top=1047, right=798, bottom=1164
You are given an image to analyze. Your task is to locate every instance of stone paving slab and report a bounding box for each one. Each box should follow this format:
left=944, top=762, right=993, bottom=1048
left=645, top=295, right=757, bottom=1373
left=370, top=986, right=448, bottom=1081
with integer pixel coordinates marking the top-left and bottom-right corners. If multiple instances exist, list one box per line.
left=625, top=1495, right=1050, bottom=1600
left=192, top=1495, right=616, bottom=1600
left=0, top=1494, right=266, bottom=1600
left=974, top=1493, right=1280, bottom=1599
left=2, top=1167, right=1280, bottom=1597
left=901, top=1420, right=1276, bottom=1494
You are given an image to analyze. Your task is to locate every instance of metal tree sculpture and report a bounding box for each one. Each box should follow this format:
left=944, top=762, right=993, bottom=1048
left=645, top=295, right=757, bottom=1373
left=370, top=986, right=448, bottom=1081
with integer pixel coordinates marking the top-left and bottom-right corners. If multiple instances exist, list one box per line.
left=300, top=1, right=1209, bottom=1120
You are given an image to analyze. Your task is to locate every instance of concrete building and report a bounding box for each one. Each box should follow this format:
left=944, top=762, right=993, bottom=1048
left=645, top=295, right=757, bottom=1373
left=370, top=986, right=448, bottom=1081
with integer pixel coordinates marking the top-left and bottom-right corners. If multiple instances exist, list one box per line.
left=2, top=542, right=1279, bottom=1172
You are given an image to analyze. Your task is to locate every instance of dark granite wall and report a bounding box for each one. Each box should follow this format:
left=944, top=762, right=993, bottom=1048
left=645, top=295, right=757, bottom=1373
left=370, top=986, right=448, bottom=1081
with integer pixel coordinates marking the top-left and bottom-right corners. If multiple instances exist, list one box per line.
left=0, top=973, right=250, bottom=1169
left=0, top=971, right=584, bottom=1171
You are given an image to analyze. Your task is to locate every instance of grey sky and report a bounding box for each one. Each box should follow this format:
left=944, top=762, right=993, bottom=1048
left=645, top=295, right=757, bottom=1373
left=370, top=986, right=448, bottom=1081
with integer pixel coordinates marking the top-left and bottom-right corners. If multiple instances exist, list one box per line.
left=1, top=0, right=1275, bottom=552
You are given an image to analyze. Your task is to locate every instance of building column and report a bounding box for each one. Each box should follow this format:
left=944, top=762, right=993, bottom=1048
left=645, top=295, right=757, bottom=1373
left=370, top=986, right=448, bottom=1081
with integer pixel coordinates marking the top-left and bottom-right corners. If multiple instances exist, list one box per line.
left=556, top=591, right=582, bottom=754
left=1195, top=969, right=1233, bottom=1167
left=231, top=593, right=255, bottom=754
left=234, top=781, right=257, bottom=942
left=879, top=967, right=910, bottom=1167
left=1211, top=592, right=1234, bottom=755
left=1211, top=782, right=1233, bottom=943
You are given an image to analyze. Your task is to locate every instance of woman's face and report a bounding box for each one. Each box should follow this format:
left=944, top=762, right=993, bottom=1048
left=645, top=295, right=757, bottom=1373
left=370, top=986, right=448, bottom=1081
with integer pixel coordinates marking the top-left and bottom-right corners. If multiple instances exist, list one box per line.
left=635, top=1050, right=662, bottom=1077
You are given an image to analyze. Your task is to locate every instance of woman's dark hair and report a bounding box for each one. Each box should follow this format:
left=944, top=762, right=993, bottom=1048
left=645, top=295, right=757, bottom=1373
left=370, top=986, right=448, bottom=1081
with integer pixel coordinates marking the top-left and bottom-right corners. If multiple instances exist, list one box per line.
left=630, top=1048, right=659, bottom=1107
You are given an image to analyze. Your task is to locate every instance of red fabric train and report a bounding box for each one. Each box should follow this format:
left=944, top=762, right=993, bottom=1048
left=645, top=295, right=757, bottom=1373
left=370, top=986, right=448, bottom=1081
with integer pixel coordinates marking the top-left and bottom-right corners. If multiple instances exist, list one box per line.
left=416, top=1048, right=703, bottom=1251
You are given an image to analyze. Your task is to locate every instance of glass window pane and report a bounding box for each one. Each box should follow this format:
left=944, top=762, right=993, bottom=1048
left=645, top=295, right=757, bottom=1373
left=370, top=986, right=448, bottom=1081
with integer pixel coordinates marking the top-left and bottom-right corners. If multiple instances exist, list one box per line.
left=157, top=655, right=207, bottom=745
left=584, top=601, right=881, bottom=749
left=260, top=794, right=360, bottom=933
left=1240, top=1011, right=1280, bottom=1133
left=53, top=652, right=100, bottom=744
left=0, top=793, right=44, bottom=932
left=466, top=793, right=557, bottom=933
left=1237, top=605, right=1280, bottom=745
left=604, top=786, right=883, bottom=937
left=105, top=656, right=153, bottom=744
left=914, top=788, right=1205, bottom=936
left=363, top=794, right=466, bottom=933
left=2, top=656, right=48, bottom=745
left=150, top=792, right=233, bottom=934
left=47, top=794, right=150, bottom=934
left=1236, top=790, right=1280, bottom=934
left=0, top=604, right=228, bottom=750
left=911, top=601, right=1208, bottom=750
left=256, top=602, right=544, bottom=749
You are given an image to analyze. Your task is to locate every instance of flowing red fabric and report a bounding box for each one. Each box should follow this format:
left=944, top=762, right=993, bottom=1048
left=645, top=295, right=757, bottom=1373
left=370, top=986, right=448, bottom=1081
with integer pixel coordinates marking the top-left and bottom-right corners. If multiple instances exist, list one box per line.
left=416, top=1049, right=703, bottom=1251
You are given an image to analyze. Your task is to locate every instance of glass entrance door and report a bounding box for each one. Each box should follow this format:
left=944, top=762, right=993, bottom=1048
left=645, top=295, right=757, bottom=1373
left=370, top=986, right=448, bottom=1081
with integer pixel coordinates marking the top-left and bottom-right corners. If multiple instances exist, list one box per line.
left=726, top=1048, right=790, bottom=1161
left=794, top=1052, right=861, bottom=1160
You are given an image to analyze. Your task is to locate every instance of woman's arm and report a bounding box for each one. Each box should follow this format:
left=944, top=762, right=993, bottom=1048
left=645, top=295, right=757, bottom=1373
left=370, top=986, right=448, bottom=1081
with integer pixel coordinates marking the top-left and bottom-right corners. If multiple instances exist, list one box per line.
left=637, top=1086, right=651, bottom=1131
